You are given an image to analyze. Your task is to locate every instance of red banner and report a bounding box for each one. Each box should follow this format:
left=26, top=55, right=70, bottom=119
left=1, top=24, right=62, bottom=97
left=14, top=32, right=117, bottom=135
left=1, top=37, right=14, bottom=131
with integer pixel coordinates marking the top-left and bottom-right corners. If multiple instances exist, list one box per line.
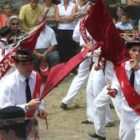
left=0, top=21, right=46, bottom=79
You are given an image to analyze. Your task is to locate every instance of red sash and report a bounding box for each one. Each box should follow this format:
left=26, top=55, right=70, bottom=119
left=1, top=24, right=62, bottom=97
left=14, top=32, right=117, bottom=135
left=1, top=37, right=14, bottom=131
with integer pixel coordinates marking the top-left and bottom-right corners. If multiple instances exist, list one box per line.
left=27, top=72, right=42, bottom=117
left=80, top=18, right=90, bottom=45
left=115, top=62, right=140, bottom=116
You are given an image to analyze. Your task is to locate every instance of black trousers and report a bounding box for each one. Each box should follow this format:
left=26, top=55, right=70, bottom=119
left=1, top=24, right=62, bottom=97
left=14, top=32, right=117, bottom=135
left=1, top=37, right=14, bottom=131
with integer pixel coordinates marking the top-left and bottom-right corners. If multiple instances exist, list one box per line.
left=57, top=29, right=77, bottom=62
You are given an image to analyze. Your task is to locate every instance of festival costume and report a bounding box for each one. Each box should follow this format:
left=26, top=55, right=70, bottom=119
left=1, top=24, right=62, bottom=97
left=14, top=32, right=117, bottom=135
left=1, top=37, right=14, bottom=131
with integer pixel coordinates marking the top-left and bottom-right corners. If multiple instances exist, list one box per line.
left=0, top=70, right=44, bottom=140
left=86, top=64, right=114, bottom=123
left=61, top=18, right=92, bottom=106
left=62, top=56, right=91, bottom=105
left=112, top=61, right=140, bottom=140
left=93, top=61, right=122, bottom=137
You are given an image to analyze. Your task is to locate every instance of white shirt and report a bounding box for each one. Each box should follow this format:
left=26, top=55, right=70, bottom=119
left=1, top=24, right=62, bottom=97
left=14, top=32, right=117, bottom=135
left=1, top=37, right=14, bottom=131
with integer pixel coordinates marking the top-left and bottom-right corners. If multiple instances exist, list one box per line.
left=112, top=61, right=140, bottom=119
left=104, top=61, right=115, bottom=84
left=72, top=20, right=80, bottom=43
left=72, top=19, right=94, bottom=47
left=57, top=2, right=76, bottom=30
left=115, top=22, right=133, bottom=31
left=0, top=70, right=44, bottom=112
left=35, top=25, right=57, bottom=49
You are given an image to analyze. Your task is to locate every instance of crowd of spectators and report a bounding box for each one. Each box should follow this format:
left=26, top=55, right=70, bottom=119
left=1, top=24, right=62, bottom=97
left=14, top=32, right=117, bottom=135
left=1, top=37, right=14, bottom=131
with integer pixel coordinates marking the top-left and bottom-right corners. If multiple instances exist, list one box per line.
left=0, top=0, right=140, bottom=72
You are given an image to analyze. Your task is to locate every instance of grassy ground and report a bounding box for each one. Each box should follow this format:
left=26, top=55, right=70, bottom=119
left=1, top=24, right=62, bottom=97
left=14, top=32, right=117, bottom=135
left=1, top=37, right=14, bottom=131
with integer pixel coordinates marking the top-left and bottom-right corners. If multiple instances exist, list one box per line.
left=39, top=75, right=119, bottom=140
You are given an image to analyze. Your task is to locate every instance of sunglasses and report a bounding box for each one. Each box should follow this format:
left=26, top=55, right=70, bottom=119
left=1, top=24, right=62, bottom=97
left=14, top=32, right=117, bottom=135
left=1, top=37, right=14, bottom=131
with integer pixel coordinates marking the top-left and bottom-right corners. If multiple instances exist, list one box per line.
left=11, top=23, right=19, bottom=26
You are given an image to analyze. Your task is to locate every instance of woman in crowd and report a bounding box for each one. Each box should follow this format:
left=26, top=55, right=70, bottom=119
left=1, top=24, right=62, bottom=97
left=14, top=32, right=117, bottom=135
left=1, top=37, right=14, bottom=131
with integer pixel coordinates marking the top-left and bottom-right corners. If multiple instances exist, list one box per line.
left=0, top=1, right=14, bottom=29
left=7, top=16, right=26, bottom=44
left=113, top=5, right=124, bottom=24
left=42, top=0, right=58, bottom=32
left=56, top=0, right=77, bottom=62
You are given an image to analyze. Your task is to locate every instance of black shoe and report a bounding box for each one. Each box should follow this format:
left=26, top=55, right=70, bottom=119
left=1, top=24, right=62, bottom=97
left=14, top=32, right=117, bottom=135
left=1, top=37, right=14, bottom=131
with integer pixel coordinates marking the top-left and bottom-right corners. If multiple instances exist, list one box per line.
left=110, top=103, right=114, bottom=109
left=88, top=133, right=106, bottom=140
left=105, top=122, right=115, bottom=127
left=81, top=120, right=93, bottom=124
left=60, top=103, right=67, bottom=109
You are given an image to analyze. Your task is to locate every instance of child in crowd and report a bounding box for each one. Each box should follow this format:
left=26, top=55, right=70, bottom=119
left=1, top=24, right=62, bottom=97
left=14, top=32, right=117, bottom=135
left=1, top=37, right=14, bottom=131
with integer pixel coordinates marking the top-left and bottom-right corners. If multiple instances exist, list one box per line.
left=115, top=12, right=134, bottom=32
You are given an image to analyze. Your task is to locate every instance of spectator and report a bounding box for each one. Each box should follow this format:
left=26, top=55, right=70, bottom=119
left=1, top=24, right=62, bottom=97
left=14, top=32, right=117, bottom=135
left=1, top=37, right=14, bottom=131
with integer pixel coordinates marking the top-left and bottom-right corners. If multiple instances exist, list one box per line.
left=19, top=0, right=43, bottom=31
left=42, top=0, right=58, bottom=32
left=116, top=12, right=134, bottom=32
left=122, top=0, right=140, bottom=6
left=113, top=5, right=124, bottom=24
left=0, top=26, right=11, bottom=59
left=33, top=25, right=60, bottom=72
left=121, top=0, right=140, bottom=25
left=56, top=0, right=77, bottom=62
left=0, top=1, right=14, bottom=29
left=75, top=0, right=93, bottom=22
left=7, top=16, right=26, bottom=44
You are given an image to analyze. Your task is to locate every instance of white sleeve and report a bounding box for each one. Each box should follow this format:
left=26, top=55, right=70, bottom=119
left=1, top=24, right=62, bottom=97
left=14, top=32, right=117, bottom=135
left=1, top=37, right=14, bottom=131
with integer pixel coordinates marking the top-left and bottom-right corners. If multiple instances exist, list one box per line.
left=37, top=100, right=45, bottom=111
left=72, top=20, right=80, bottom=43
left=0, top=81, right=16, bottom=108
left=0, top=79, right=26, bottom=112
left=111, top=73, right=122, bottom=93
left=51, top=30, right=58, bottom=46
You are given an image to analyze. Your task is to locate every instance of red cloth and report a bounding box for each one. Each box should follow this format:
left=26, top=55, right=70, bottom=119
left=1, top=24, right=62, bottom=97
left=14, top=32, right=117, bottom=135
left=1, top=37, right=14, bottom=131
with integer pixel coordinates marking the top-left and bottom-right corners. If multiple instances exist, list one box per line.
left=0, top=21, right=46, bottom=79
left=84, top=0, right=140, bottom=116
left=84, top=0, right=130, bottom=66
left=115, top=62, right=140, bottom=116
left=40, top=42, right=102, bottom=100
left=0, top=14, right=6, bottom=28
left=0, top=14, right=15, bottom=28
left=20, top=22, right=46, bottom=52
left=40, top=49, right=90, bottom=100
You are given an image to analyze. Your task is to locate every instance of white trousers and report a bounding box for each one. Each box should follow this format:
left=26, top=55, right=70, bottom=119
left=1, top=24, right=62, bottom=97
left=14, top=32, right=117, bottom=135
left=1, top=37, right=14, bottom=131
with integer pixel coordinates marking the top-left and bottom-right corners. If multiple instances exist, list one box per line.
left=119, top=106, right=140, bottom=140
left=0, top=49, right=3, bottom=61
left=135, top=120, right=140, bottom=140
left=62, top=57, right=91, bottom=105
left=93, top=86, right=122, bottom=137
left=86, top=67, right=113, bottom=123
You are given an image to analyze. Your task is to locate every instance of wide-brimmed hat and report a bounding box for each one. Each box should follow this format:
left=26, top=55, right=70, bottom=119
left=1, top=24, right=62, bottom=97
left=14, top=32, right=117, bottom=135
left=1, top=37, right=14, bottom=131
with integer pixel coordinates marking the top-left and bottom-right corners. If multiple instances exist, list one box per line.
left=125, top=39, right=140, bottom=49
left=120, top=32, right=140, bottom=49
left=11, top=49, right=34, bottom=62
left=0, top=106, right=32, bottom=139
left=0, top=106, right=26, bottom=128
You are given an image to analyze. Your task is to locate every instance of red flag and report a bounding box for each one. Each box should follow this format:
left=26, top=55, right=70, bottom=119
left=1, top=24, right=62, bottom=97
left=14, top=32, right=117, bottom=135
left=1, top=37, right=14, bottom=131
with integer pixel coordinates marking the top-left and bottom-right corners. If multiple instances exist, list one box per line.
left=84, top=0, right=130, bottom=66
left=20, top=21, right=46, bottom=52
left=0, top=21, right=46, bottom=79
left=40, top=42, right=102, bottom=100
left=40, top=49, right=90, bottom=100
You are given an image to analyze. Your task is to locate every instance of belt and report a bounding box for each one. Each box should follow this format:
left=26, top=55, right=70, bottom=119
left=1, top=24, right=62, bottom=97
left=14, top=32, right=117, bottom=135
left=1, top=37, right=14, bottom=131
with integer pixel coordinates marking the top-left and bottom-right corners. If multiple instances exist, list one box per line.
left=132, top=104, right=140, bottom=110
left=35, top=48, right=48, bottom=51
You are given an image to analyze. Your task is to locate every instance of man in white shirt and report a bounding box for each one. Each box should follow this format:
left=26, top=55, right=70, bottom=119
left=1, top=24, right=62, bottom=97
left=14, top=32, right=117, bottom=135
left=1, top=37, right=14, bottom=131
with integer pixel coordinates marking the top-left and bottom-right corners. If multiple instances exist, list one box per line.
left=0, top=48, right=47, bottom=140
left=108, top=40, right=140, bottom=140
left=34, top=25, right=60, bottom=71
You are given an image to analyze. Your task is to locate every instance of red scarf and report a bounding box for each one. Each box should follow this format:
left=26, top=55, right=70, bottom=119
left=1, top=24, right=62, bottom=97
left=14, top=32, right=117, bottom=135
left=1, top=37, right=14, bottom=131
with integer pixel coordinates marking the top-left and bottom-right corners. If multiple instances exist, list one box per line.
left=115, top=62, right=140, bottom=116
left=26, top=72, right=42, bottom=117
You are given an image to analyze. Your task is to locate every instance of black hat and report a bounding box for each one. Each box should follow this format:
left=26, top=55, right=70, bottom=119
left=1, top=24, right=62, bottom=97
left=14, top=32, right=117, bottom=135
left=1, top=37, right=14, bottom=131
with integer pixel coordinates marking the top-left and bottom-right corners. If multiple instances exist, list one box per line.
left=0, top=26, right=11, bottom=37
left=0, top=106, right=26, bottom=128
left=126, top=40, right=140, bottom=49
left=11, top=49, right=34, bottom=62
left=0, top=106, right=30, bottom=139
